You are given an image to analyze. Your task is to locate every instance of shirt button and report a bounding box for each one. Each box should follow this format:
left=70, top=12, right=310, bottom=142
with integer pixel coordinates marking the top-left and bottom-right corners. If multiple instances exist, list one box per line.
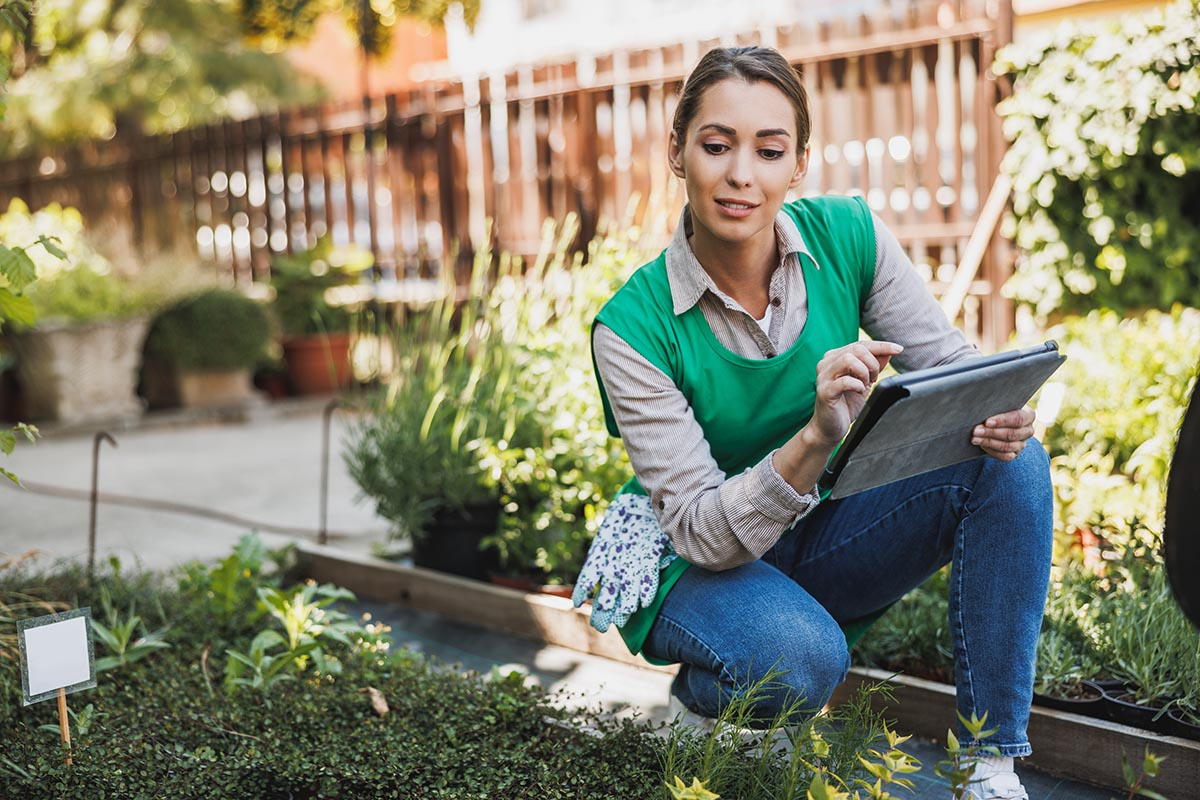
left=771, top=297, right=781, bottom=307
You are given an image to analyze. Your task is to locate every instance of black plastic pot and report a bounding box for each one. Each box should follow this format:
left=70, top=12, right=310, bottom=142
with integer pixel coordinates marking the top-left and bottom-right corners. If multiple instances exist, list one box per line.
left=1099, top=685, right=1176, bottom=735
left=1167, top=707, right=1200, bottom=741
left=1032, top=680, right=1105, bottom=719
left=412, top=502, right=501, bottom=581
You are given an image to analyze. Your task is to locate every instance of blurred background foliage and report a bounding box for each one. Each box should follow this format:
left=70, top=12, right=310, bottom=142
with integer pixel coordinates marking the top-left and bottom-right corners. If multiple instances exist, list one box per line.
left=997, top=0, right=1200, bottom=320
left=0, top=0, right=479, bottom=157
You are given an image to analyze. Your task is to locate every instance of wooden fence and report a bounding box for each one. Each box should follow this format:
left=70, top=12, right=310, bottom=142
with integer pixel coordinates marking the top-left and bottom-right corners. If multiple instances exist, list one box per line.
left=0, top=0, right=1016, bottom=348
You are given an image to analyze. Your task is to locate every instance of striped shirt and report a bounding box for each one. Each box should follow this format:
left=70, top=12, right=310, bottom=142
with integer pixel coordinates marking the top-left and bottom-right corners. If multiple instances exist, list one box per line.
left=593, top=205, right=979, bottom=571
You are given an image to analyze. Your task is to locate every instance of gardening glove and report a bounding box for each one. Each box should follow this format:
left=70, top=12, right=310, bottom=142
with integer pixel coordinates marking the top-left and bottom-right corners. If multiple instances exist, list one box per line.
left=572, top=493, right=677, bottom=633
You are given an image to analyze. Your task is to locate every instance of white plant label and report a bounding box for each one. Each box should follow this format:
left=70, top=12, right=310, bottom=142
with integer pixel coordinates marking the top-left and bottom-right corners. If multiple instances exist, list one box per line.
left=18, top=607, right=96, bottom=706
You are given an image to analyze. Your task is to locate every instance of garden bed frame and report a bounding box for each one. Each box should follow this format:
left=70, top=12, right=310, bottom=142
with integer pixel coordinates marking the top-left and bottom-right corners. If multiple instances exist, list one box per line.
left=299, top=542, right=1200, bottom=795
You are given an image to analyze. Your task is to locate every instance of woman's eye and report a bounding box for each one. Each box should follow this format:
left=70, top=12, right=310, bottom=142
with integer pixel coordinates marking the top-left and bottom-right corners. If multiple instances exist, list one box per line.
left=701, top=143, right=728, bottom=155
left=760, top=149, right=785, bottom=160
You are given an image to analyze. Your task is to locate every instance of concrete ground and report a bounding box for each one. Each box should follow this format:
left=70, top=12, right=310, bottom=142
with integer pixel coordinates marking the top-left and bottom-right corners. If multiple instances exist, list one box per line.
left=0, top=402, right=1117, bottom=798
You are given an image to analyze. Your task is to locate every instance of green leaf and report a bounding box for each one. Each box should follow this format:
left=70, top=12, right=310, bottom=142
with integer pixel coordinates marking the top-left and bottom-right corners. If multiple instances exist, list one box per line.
left=35, top=235, right=67, bottom=260
left=0, top=430, right=14, bottom=455
left=0, top=245, right=37, bottom=291
left=1137, top=790, right=1168, bottom=800
left=0, top=466, right=20, bottom=486
left=15, top=423, right=39, bottom=443
left=1143, top=748, right=1164, bottom=778
left=0, top=289, right=36, bottom=328
left=1123, top=752, right=1137, bottom=786
left=95, top=655, right=122, bottom=673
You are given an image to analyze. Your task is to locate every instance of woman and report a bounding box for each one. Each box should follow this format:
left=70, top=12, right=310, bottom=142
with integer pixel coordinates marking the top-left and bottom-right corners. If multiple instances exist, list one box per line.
left=571, top=45, right=1050, bottom=800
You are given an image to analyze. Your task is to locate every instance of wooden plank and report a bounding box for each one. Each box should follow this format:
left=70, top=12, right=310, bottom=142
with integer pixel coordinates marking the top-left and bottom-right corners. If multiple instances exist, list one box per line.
left=299, top=542, right=674, bottom=673
left=834, top=667, right=1200, bottom=797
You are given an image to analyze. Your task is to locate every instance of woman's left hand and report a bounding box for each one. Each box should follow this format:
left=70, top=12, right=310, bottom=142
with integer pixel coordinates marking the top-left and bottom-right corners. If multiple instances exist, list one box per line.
left=971, top=406, right=1036, bottom=461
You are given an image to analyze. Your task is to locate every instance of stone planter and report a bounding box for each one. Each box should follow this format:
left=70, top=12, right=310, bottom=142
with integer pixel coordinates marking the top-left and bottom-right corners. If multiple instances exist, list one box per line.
left=10, top=317, right=149, bottom=424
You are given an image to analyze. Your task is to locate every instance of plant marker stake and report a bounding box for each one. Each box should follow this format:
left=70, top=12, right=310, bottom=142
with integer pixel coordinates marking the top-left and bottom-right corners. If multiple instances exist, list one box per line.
left=88, top=431, right=118, bottom=580
left=57, top=687, right=72, bottom=766
left=319, top=399, right=340, bottom=546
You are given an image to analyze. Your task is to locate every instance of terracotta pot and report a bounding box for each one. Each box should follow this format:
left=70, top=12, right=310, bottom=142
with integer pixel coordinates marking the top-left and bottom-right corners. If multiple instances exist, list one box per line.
left=281, top=333, right=353, bottom=395
left=412, top=502, right=501, bottom=581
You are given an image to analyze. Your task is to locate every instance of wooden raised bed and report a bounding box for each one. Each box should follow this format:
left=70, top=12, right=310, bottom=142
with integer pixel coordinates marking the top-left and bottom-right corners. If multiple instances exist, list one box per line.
left=299, top=542, right=1200, bottom=795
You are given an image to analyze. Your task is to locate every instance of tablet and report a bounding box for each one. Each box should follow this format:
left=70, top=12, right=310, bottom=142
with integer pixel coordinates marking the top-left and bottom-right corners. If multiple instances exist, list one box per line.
left=818, top=341, right=1066, bottom=500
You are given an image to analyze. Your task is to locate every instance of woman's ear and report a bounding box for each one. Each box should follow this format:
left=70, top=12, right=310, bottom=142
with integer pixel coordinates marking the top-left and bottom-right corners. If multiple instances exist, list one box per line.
left=789, top=145, right=810, bottom=189
left=668, top=129, right=686, bottom=179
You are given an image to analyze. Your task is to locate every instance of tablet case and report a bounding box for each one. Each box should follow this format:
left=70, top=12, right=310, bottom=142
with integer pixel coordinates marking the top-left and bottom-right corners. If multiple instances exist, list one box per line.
left=820, top=341, right=1066, bottom=500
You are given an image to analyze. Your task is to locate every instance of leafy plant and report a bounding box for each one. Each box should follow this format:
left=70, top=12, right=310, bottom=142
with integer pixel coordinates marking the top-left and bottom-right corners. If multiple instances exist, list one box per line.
left=934, top=712, right=1000, bottom=800
left=268, top=237, right=372, bottom=336
left=995, top=0, right=1200, bottom=318
left=0, top=199, right=151, bottom=326
left=144, top=288, right=272, bottom=371
left=92, top=613, right=170, bottom=674
left=0, top=422, right=38, bottom=485
left=1123, top=747, right=1168, bottom=800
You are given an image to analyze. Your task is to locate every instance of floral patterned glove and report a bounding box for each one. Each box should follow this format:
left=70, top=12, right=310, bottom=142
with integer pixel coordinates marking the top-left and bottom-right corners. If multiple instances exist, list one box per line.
left=572, top=493, right=677, bottom=633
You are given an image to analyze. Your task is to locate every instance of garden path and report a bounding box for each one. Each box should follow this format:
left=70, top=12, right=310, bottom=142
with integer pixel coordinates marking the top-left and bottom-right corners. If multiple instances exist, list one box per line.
left=1, top=403, right=1116, bottom=798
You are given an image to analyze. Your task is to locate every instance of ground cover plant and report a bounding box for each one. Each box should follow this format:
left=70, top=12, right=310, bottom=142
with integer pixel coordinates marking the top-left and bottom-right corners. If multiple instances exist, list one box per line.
left=1, top=535, right=926, bottom=799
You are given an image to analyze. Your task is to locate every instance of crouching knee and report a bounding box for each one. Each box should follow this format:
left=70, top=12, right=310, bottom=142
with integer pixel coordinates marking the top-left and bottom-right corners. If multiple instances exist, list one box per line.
left=739, top=645, right=850, bottom=726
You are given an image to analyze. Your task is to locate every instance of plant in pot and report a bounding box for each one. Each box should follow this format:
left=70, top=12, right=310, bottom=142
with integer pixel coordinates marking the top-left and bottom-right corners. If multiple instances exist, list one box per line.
left=470, top=221, right=637, bottom=590
left=268, top=238, right=372, bottom=395
left=142, top=288, right=272, bottom=410
left=1100, top=560, right=1198, bottom=735
left=345, top=246, right=509, bottom=580
left=0, top=199, right=163, bottom=425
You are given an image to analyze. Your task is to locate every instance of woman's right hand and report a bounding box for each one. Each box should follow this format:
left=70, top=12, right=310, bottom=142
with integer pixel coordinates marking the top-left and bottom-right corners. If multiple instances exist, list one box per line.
left=808, top=340, right=904, bottom=448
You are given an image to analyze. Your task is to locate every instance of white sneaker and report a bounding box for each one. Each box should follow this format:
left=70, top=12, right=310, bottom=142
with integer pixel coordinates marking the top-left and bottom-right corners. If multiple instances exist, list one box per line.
left=667, top=693, right=716, bottom=731
left=666, top=694, right=794, bottom=753
left=961, top=755, right=1029, bottom=800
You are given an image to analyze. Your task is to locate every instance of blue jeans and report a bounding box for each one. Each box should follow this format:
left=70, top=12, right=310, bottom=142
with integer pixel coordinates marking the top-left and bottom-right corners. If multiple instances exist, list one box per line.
left=643, top=442, right=1053, bottom=757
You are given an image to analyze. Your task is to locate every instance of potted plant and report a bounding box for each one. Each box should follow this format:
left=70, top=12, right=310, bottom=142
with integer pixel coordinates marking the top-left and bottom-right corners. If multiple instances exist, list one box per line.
left=0, top=199, right=158, bottom=425
left=268, top=239, right=371, bottom=395
left=344, top=238, right=508, bottom=579
left=142, top=288, right=272, bottom=409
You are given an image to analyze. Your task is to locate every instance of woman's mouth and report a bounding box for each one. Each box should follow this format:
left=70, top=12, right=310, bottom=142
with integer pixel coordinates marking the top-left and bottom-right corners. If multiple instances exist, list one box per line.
left=715, top=199, right=757, bottom=218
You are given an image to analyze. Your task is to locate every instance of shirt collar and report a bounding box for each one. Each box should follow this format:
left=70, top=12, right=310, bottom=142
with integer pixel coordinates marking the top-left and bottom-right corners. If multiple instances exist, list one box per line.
left=664, top=204, right=817, bottom=316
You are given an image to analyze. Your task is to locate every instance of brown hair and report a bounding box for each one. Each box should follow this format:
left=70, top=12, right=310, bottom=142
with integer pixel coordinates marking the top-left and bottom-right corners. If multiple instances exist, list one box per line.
left=672, top=46, right=811, bottom=152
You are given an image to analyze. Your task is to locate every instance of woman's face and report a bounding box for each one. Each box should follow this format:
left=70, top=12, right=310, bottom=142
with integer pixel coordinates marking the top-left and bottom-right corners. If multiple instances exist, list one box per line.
left=669, top=78, right=809, bottom=251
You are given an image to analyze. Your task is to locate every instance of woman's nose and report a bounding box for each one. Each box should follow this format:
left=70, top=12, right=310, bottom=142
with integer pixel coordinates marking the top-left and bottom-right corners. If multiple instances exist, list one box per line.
left=726, top=149, right=753, bottom=188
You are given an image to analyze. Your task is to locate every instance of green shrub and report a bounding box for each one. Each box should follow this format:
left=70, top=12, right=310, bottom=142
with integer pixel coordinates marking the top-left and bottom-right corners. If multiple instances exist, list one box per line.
left=995, top=0, right=1200, bottom=318
left=145, top=288, right=272, bottom=371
